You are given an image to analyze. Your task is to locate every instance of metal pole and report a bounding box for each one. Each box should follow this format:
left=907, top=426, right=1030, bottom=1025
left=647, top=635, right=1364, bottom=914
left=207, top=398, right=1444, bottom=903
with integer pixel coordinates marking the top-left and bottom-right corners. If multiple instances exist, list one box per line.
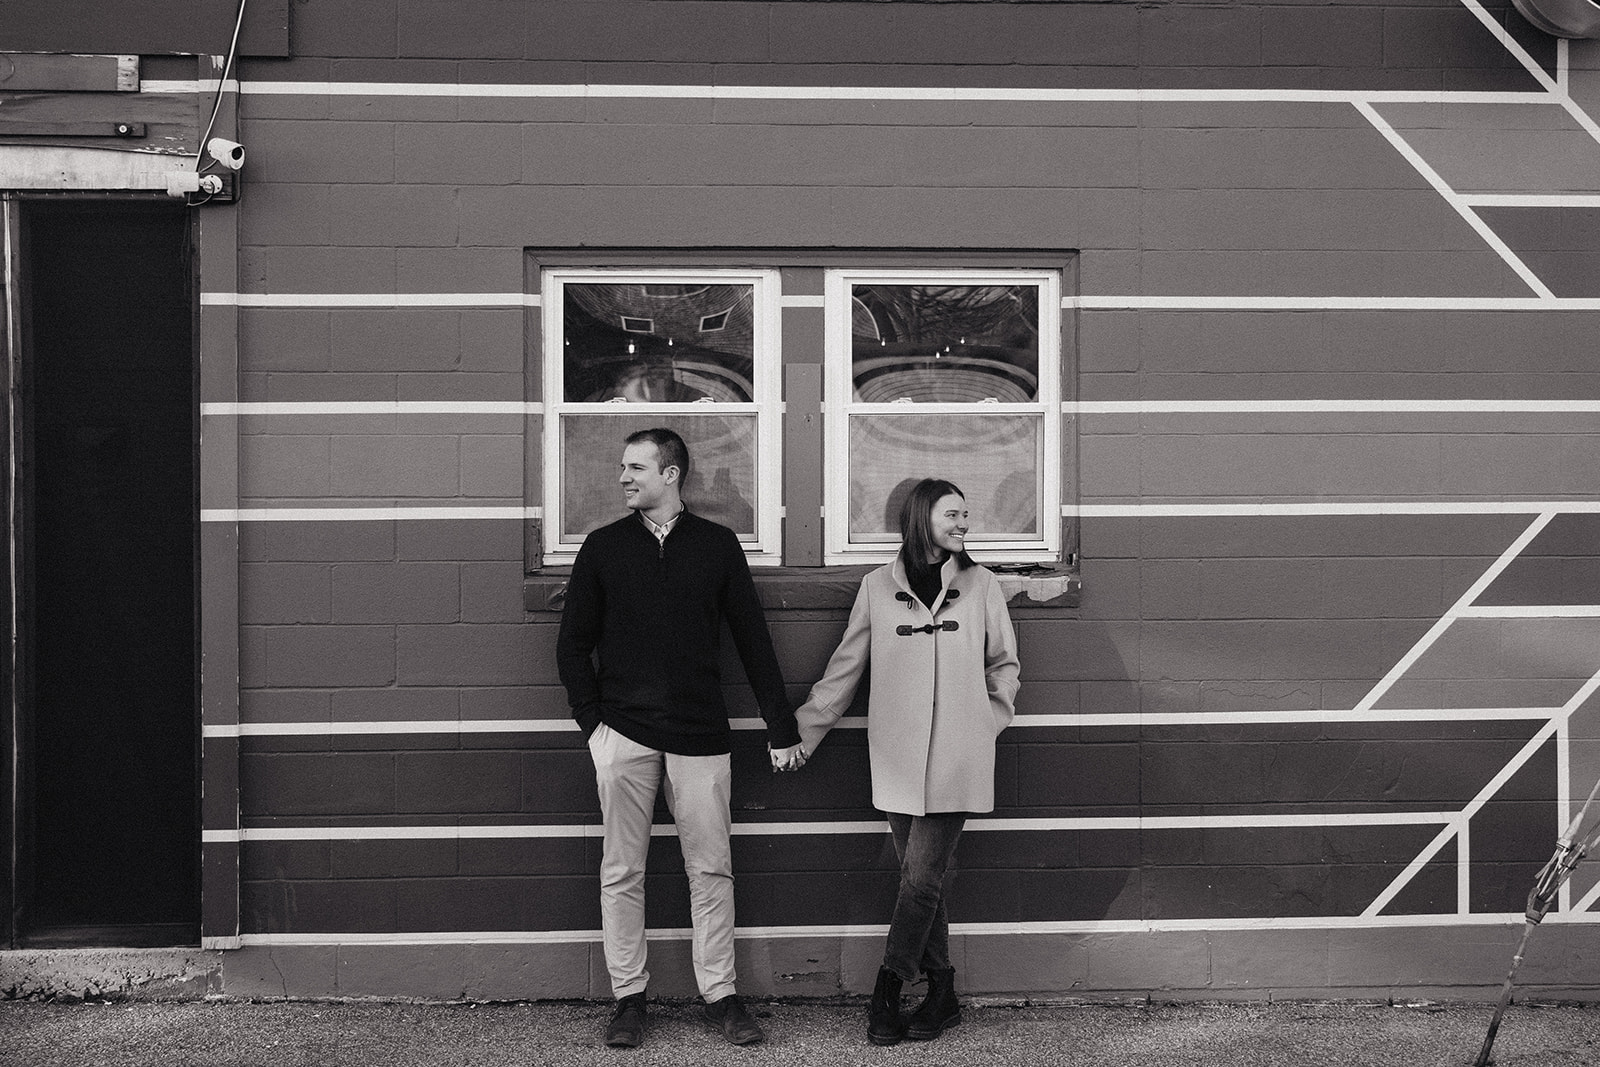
left=1474, top=920, right=1536, bottom=1067
left=1473, top=776, right=1600, bottom=1065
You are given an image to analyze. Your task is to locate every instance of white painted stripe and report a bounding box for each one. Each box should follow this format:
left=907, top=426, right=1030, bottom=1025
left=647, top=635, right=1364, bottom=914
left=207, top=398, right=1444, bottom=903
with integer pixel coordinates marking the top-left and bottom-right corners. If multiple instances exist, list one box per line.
left=1070, top=399, right=1600, bottom=415
left=236, top=81, right=1550, bottom=106
left=217, top=811, right=1453, bottom=845
left=1559, top=715, right=1573, bottom=914
left=1007, top=708, right=1561, bottom=726
left=1070, top=502, right=1600, bottom=518
left=204, top=292, right=1600, bottom=313
left=201, top=292, right=535, bottom=308
left=212, top=719, right=578, bottom=737
left=233, top=912, right=1600, bottom=947
left=203, top=401, right=538, bottom=416
left=1461, top=606, right=1600, bottom=618
left=1558, top=93, right=1600, bottom=150
left=1459, top=194, right=1600, bottom=208
left=204, top=706, right=1558, bottom=739
left=1367, top=712, right=1577, bottom=915
left=1573, top=878, right=1600, bottom=914
left=1465, top=723, right=1564, bottom=826
left=1069, top=295, right=1600, bottom=310
left=1354, top=512, right=1554, bottom=712
left=1363, top=821, right=1464, bottom=918
left=201, top=506, right=538, bottom=522
left=1455, top=0, right=1561, bottom=94
left=201, top=501, right=1600, bottom=523
left=1355, top=101, right=1556, bottom=299
left=205, top=399, right=1600, bottom=418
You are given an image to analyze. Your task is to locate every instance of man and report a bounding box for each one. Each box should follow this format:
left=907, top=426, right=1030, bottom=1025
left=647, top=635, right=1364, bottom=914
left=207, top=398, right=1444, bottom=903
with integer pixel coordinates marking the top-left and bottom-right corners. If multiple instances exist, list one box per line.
left=557, top=427, right=807, bottom=1048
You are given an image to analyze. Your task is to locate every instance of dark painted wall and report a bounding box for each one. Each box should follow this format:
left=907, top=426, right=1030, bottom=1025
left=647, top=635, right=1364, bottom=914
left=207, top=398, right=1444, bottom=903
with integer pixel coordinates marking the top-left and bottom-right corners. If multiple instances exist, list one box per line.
left=20, top=0, right=1600, bottom=995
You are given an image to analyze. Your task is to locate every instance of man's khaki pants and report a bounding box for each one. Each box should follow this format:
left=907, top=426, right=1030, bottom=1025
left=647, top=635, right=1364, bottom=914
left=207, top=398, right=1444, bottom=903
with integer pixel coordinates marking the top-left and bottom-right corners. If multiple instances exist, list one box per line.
left=589, top=723, right=737, bottom=1002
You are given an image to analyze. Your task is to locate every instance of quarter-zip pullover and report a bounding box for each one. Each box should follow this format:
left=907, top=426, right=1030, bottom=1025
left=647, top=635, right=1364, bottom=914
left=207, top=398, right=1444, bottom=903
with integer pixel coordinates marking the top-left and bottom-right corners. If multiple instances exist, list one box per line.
left=556, top=510, right=800, bottom=756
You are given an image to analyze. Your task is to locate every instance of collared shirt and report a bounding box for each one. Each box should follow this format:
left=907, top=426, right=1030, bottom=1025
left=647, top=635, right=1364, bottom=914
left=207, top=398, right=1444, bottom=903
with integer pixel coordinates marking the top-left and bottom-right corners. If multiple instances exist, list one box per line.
left=639, top=507, right=684, bottom=546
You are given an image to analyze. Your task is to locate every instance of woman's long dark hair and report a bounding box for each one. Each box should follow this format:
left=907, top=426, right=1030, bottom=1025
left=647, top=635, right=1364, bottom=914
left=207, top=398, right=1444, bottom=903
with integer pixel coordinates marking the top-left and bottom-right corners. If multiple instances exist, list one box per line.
left=899, top=477, right=974, bottom=586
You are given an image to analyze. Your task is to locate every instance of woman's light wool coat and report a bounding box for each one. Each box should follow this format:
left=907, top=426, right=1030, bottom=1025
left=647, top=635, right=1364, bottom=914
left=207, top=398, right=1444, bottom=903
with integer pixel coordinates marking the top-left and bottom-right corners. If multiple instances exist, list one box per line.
left=795, top=555, right=1021, bottom=816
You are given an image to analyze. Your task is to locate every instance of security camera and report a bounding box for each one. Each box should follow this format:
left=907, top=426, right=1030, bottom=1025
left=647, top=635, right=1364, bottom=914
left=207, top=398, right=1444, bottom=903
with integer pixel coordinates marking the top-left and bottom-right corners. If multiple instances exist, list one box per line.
left=207, top=137, right=245, bottom=170
left=166, top=171, right=224, bottom=197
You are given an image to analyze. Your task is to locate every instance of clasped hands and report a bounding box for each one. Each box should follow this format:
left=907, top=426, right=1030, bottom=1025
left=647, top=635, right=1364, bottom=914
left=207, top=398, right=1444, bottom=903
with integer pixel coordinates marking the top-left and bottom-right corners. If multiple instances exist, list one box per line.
left=769, top=742, right=809, bottom=773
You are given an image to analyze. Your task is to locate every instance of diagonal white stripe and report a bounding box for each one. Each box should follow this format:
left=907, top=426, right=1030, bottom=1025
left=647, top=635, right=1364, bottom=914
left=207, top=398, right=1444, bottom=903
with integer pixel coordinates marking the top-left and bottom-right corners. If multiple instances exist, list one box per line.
left=1355, top=102, right=1556, bottom=299
left=1453, top=0, right=1561, bottom=93
left=1353, top=512, right=1555, bottom=713
left=1363, top=820, right=1465, bottom=918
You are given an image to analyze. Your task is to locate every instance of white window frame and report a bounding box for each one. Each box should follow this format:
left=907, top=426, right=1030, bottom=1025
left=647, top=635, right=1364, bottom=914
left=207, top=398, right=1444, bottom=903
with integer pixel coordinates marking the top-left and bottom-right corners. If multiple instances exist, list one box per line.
left=541, top=267, right=784, bottom=566
left=822, top=268, right=1062, bottom=566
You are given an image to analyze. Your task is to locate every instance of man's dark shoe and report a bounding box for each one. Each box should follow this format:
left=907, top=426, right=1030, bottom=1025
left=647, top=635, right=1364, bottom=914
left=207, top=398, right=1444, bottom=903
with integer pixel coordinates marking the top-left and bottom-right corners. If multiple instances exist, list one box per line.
left=702, top=993, right=765, bottom=1045
left=604, top=992, right=647, bottom=1048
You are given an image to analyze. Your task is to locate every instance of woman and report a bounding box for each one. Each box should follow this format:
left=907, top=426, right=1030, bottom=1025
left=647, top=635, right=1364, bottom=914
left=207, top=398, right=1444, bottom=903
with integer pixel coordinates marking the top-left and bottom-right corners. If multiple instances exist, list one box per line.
left=793, top=478, right=1021, bottom=1045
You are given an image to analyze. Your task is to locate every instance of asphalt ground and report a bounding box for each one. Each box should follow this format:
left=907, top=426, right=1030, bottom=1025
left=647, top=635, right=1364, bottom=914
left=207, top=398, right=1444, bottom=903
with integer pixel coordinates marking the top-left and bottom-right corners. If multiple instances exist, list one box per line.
left=4, top=998, right=1600, bottom=1067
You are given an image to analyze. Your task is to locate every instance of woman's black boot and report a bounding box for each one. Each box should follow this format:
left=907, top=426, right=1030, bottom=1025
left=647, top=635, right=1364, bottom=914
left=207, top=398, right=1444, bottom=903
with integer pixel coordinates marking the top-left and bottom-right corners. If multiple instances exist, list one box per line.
left=905, top=966, right=960, bottom=1040
left=867, top=966, right=907, bottom=1046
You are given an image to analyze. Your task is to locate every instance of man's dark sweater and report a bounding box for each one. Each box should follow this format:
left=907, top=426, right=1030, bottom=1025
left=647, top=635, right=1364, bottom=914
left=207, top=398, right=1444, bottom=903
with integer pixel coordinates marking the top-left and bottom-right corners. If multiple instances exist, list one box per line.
left=556, top=510, right=801, bottom=756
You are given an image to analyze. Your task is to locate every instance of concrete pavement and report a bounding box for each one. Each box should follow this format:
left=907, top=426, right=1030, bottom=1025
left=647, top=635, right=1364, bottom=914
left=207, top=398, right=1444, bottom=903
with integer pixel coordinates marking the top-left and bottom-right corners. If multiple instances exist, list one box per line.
left=4, top=998, right=1600, bottom=1067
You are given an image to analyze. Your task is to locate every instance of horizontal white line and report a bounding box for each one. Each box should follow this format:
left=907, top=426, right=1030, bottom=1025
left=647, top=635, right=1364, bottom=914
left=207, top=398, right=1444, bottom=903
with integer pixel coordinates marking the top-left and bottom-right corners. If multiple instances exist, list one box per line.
left=203, top=402, right=538, bottom=416
left=202, top=400, right=1600, bottom=418
left=236, top=81, right=1550, bottom=106
left=201, top=293, right=535, bottom=308
left=211, top=810, right=1453, bottom=844
left=200, top=502, right=1600, bottom=523
left=204, top=293, right=835, bottom=310
left=1459, top=194, right=1600, bottom=208
left=204, top=706, right=1557, bottom=739
left=1068, top=296, right=1600, bottom=311
left=201, top=506, right=538, bottom=522
left=1072, top=501, right=1600, bottom=518
left=1460, top=606, right=1600, bottom=618
left=213, top=719, right=582, bottom=737
left=202, top=293, right=1600, bottom=313
left=236, top=911, right=1600, bottom=947
left=1029, top=708, right=1559, bottom=726
left=1071, top=399, right=1600, bottom=415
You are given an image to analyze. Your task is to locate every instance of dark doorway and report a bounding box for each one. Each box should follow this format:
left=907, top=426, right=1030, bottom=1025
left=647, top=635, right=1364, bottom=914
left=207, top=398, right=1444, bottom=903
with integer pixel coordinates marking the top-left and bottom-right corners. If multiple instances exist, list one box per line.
left=10, top=200, right=198, bottom=947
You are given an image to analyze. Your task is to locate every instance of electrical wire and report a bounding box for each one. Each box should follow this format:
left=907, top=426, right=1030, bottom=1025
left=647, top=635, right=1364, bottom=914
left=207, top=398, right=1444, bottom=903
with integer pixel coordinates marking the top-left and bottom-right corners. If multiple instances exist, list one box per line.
left=196, top=0, right=249, bottom=173
left=187, top=0, right=249, bottom=205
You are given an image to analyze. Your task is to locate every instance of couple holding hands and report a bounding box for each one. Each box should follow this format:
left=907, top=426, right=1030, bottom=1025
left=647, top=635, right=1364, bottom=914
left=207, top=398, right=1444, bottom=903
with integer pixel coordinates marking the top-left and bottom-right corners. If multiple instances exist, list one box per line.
left=557, top=428, right=1021, bottom=1049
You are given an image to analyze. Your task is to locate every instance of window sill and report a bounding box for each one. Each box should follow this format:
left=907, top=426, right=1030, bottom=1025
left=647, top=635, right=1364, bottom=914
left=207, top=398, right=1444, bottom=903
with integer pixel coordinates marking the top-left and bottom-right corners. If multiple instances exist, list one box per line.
left=524, top=565, right=1080, bottom=614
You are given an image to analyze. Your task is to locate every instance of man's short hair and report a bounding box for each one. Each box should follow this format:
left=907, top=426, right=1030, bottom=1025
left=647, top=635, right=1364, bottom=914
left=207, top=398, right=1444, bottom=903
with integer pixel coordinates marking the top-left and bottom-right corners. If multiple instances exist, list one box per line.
left=624, top=427, right=690, bottom=486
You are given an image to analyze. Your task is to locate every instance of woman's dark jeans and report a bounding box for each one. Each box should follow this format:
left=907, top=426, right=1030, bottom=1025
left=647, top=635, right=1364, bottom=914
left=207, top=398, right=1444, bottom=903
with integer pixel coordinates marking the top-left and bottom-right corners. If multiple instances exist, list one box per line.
left=882, top=811, right=967, bottom=982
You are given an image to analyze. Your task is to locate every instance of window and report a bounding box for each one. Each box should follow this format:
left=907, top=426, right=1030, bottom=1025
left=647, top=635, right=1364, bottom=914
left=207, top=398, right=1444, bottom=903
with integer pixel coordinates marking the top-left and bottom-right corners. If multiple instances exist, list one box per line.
left=824, top=269, right=1062, bottom=564
left=540, top=269, right=783, bottom=564
left=532, top=253, right=1074, bottom=573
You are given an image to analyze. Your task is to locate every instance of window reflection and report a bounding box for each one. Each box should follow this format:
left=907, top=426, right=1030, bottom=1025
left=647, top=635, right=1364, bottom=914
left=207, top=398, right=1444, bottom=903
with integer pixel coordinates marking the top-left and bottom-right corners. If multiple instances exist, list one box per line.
left=564, top=283, right=755, bottom=402
left=561, top=414, right=758, bottom=540
left=851, top=284, right=1039, bottom=403
left=846, top=413, right=1040, bottom=539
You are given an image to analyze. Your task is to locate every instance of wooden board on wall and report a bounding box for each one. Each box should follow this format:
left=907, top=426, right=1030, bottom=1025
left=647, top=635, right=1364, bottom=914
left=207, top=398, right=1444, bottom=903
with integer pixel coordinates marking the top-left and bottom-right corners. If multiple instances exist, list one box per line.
left=0, top=90, right=198, bottom=156
left=0, top=54, right=138, bottom=92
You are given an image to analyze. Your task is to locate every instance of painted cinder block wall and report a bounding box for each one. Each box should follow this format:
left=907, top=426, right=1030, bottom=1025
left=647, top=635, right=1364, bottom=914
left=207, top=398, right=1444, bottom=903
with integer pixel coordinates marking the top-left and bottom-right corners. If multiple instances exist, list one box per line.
left=78, top=0, right=1600, bottom=998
